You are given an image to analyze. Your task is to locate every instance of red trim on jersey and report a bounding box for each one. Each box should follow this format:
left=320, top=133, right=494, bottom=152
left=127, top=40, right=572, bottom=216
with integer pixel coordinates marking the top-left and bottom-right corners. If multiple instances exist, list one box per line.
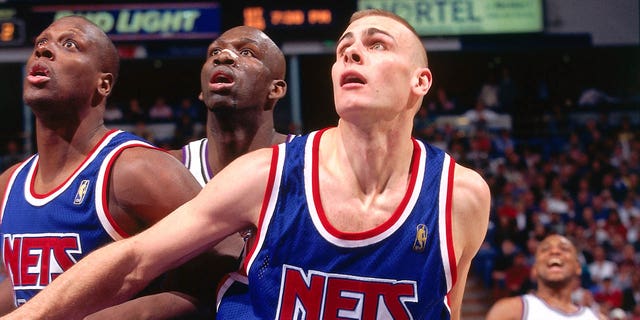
left=445, top=158, right=457, bottom=287
left=313, top=130, right=421, bottom=240
left=242, top=145, right=279, bottom=273
left=101, top=142, right=160, bottom=239
left=30, top=129, right=118, bottom=199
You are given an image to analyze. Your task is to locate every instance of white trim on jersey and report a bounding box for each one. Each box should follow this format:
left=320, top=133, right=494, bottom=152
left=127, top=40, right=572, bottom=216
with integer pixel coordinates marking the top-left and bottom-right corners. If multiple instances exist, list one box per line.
left=215, top=271, right=249, bottom=310
left=0, top=155, right=35, bottom=222
left=306, top=133, right=426, bottom=248
left=245, top=143, right=286, bottom=274
left=23, top=132, right=118, bottom=207
left=95, top=135, right=155, bottom=241
left=438, top=153, right=455, bottom=292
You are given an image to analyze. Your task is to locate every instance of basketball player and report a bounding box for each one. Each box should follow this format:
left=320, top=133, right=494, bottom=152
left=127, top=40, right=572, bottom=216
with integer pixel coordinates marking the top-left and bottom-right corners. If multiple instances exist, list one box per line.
left=167, top=25, right=293, bottom=263
left=486, top=234, right=605, bottom=320
left=2, top=9, right=490, bottom=320
left=0, top=16, right=202, bottom=318
left=168, top=25, right=292, bottom=187
left=87, top=26, right=294, bottom=319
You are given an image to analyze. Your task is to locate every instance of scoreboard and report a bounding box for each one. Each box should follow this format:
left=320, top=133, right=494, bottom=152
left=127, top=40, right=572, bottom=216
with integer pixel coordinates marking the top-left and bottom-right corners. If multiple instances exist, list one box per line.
left=237, top=2, right=356, bottom=43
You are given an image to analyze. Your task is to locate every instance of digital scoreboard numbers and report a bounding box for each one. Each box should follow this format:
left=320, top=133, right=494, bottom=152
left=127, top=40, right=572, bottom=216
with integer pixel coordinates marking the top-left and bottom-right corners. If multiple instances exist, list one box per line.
left=244, top=6, right=333, bottom=28
left=242, top=4, right=353, bottom=41
left=0, top=18, right=25, bottom=46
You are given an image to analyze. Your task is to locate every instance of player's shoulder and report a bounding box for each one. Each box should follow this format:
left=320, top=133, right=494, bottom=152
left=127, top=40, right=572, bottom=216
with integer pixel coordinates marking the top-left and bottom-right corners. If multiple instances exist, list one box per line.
left=453, top=162, right=489, bottom=191
left=0, top=162, right=25, bottom=198
left=111, top=143, right=194, bottom=185
left=486, top=295, right=523, bottom=320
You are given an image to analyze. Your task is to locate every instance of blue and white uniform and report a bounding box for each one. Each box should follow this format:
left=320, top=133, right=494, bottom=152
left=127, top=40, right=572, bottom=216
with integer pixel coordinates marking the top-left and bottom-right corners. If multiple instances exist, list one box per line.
left=521, top=294, right=600, bottom=320
left=0, top=130, right=154, bottom=306
left=217, top=128, right=457, bottom=319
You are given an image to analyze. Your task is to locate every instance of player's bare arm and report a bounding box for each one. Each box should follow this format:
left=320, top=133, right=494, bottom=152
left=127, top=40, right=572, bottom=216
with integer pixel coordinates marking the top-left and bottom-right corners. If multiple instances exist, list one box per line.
left=446, top=164, right=491, bottom=320
left=0, top=164, right=22, bottom=316
left=1, top=147, right=274, bottom=320
left=486, top=296, right=523, bottom=320
left=107, top=146, right=201, bottom=233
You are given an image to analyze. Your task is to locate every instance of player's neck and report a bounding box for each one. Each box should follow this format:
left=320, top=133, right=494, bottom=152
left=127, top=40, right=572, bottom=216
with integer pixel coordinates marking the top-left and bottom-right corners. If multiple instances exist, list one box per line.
left=34, top=122, right=109, bottom=192
left=534, top=287, right=579, bottom=313
left=206, top=120, right=277, bottom=175
left=331, top=123, right=414, bottom=195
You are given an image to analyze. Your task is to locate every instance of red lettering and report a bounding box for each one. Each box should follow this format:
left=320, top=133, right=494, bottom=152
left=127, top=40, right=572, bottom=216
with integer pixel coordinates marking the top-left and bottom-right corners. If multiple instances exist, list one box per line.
left=278, top=265, right=418, bottom=319
left=279, top=267, right=324, bottom=319
left=325, top=278, right=362, bottom=318
left=3, top=236, right=21, bottom=285
left=2, top=234, right=80, bottom=287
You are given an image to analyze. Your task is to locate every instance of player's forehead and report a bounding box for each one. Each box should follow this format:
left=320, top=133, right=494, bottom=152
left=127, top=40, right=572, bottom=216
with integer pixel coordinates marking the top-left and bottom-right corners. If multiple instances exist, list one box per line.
left=42, top=16, right=93, bottom=37
left=216, top=26, right=269, bottom=47
left=342, top=15, right=412, bottom=40
left=537, top=235, right=575, bottom=251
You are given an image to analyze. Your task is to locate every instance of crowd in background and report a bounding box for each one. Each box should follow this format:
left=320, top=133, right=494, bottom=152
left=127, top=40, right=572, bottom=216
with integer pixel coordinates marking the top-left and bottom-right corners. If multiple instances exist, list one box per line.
left=0, top=62, right=638, bottom=318
left=414, top=67, right=639, bottom=319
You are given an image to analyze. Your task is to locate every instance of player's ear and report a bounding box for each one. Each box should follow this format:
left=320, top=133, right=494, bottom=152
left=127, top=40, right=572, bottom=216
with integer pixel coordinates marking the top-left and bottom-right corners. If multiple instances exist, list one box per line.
left=264, top=79, right=286, bottom=111
left=268, top=80, right=287, bottom=100
left=98, top=73, right=114, bottom=97
left=198, top=91, right=204, bottom=102
left=411, top=67, right=432, bottom=96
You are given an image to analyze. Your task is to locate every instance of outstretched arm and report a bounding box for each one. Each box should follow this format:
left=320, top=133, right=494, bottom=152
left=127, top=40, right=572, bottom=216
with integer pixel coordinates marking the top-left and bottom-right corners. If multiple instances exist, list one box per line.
left=486, top=296, right=522, bottom=320
left=83, top=292, right=199, bottom=320
left=445, top=164, right=491, bottom=320
left=0, top=164, right=20, bottom=316
left=1, top=148, right=274, bottom=320
left=0, top=278, right=15, bottom=316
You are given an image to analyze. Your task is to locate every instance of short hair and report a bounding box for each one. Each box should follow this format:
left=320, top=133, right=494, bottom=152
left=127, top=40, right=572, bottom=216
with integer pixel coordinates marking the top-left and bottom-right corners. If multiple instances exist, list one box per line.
left=350, top=9, right=421, bottom=42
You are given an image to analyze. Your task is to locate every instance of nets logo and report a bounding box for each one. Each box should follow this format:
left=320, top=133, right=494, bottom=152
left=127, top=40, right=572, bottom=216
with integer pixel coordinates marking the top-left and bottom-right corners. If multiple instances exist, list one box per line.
left=2, top=233, right=82, bottom=289
left=277, top=265, right=418, bottom=319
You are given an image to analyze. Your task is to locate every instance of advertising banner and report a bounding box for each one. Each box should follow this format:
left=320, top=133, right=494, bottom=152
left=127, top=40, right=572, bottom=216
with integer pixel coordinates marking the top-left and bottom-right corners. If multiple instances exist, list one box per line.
left=358, top=0, right=543, bottom=36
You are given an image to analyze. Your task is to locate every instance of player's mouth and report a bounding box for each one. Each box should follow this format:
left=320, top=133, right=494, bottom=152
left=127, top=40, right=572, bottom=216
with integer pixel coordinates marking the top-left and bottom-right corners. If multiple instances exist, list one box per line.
left=547, top=258, right=564, bottom=270
left=26, top=64, right=51, bottom=85
left=340, top=70, right=366, bottom=88
left=208, top=70, right=235, bottom=92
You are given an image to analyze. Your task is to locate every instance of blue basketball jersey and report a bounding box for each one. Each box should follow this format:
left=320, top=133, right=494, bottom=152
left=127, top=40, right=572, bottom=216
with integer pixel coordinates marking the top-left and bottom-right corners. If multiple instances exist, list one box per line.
left=0, top=130, right=154, bottom=306
left=217, top=128, right=457, bottom=319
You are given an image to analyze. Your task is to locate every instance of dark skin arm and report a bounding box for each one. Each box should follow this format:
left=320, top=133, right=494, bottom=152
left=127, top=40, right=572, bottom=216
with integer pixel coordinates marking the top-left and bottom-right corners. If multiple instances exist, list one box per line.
left=0, top=163, right=22, bottom=316
left=1, top=148, right=271, bottom=320
left=0, top=279, right=15, bottom=316
left=86, top=147, right=204, bottom=319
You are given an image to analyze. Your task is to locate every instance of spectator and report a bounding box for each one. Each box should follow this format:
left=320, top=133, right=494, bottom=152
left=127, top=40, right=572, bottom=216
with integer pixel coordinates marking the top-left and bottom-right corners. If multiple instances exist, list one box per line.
left=148, top=96, right=173, bottom=121
left=498, top=67, right=519, bottom=112
left=173, top=97, right=201, bottom=122
left=503, top=251, right=532, bottom=296
left=589, top=245, right=618, bottom=285
left=478, top=72, right=500, bottom=109
left=0, top=140, right=25, bottom=171
left=124, top=98, right=147, bottom=123
left=428, top=86, right=457, bottom=114
left=104, top=102, right=124, bottom=123
left=463, top=99, right=499, bottom=129
left=491, top=128, right=515, bottom=159
left=593, top=277, right=623, bottom=310
left=622, top=269, right=640, bottom=314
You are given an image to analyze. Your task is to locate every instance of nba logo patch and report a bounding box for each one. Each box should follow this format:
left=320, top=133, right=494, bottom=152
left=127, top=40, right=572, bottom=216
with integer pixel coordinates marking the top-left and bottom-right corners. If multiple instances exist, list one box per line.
left=413, top=224, right=427, bottom=253
left=74, top=180, right=90, bottom=205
